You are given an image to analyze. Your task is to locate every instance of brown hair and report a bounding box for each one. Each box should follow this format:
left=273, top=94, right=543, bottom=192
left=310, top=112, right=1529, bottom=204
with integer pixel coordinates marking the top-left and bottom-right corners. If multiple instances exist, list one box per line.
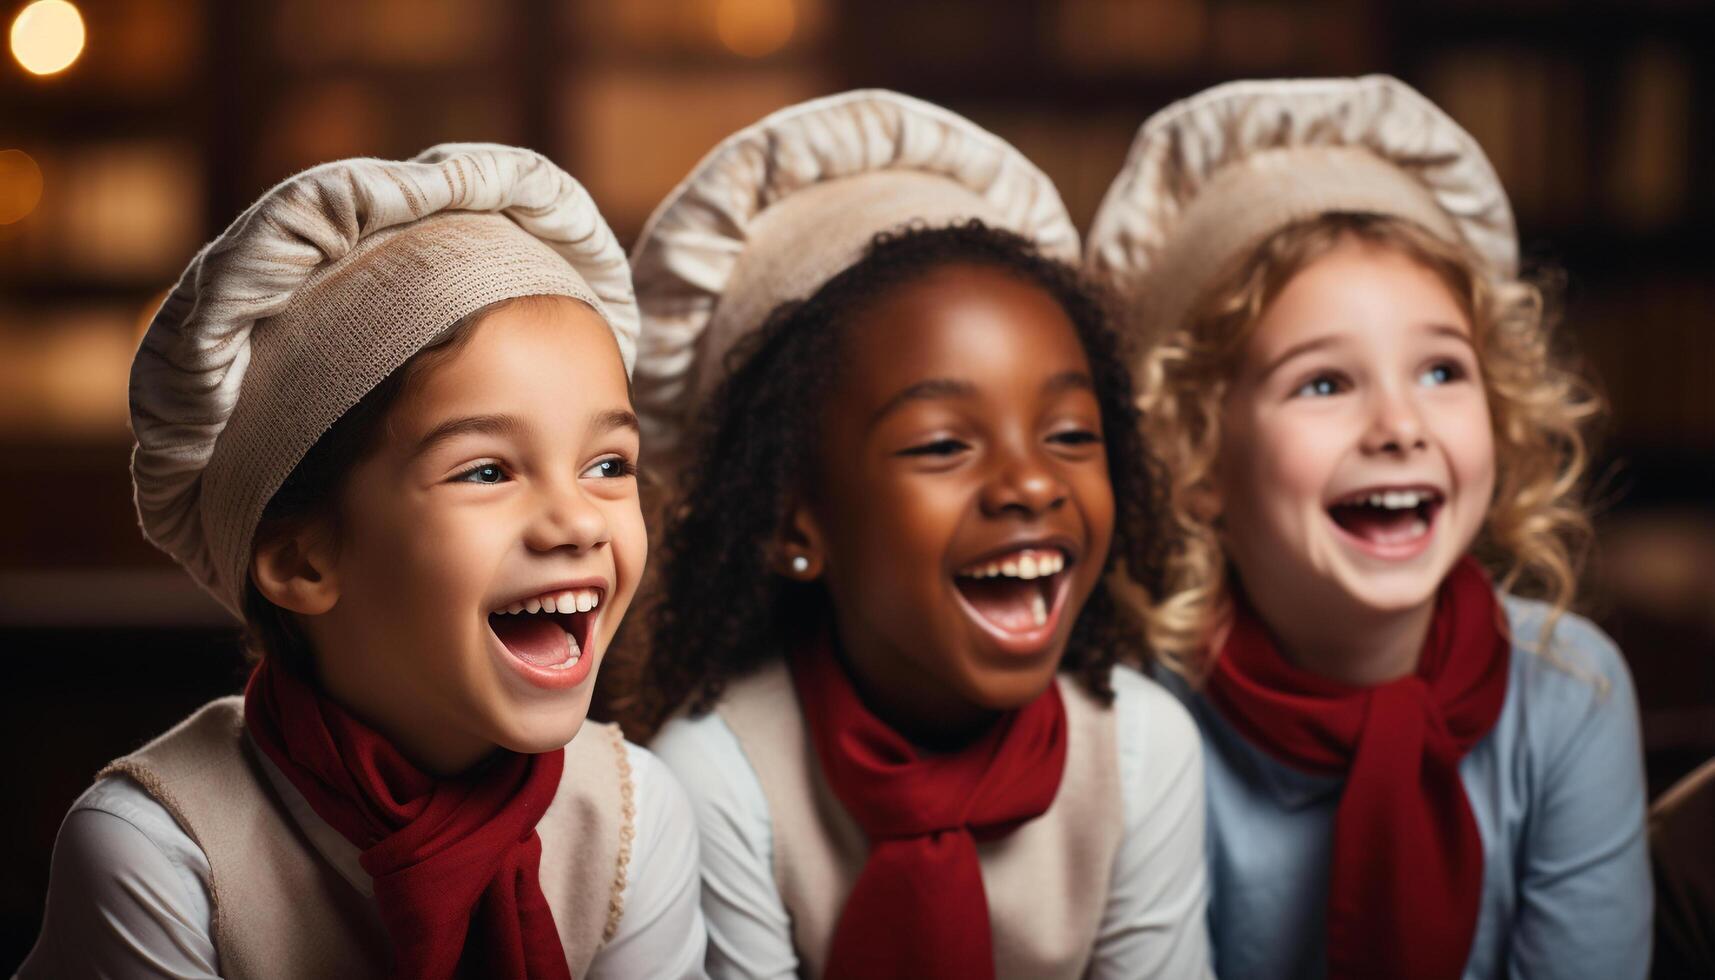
left=1137, top=212, right=1602, bottom=681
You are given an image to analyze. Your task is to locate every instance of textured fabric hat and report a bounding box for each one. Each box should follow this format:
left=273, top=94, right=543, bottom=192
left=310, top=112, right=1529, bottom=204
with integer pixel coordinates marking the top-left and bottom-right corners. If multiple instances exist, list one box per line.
left=629, top=89, right=1079, bottom=466
left=131, top=143, right=638, bottom=618
left=1086, top=75, right=1516, bottom=346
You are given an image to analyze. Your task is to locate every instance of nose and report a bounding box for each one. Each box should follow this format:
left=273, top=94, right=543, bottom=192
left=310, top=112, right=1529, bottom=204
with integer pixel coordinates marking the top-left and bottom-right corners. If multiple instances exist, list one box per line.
left=1360, top=384, right=1428, bottom=457
left=979, top=444, right=1069, bottom=519
left=524, top=480, right=610, bottom=553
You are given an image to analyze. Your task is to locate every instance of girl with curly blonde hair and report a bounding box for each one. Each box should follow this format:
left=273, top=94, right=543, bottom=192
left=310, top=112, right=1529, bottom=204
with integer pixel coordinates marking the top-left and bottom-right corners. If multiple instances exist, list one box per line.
left=1087, top=76, right=1649, bottom=980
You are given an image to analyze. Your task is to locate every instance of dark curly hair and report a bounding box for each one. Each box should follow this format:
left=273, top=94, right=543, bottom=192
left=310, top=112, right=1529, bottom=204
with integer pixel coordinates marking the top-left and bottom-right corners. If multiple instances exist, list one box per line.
left=640, top=220, right=1168, bottom=731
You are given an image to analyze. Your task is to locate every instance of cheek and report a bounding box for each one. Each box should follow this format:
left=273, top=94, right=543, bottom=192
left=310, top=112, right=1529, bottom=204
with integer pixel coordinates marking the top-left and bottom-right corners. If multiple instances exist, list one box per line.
left=1447, top=399, right=1498, bottom=499
left=1073, top=463, right=1116, bottom=554
left=343, top=494, right=505, bottom=612
left=607, top=501, right=648, bottom=607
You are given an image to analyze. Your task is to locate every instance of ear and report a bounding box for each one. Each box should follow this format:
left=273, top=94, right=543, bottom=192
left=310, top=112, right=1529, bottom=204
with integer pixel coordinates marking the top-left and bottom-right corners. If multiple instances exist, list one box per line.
left=772, top=498, right=828, bottom=581
left=1187, top=480, right=1224, bottom=526
left=250, top=521, right=341, bottom=616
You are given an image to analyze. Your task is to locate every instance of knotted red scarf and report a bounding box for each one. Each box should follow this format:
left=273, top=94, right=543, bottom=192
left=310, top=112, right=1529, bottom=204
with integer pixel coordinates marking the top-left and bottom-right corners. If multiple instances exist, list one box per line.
left=1207, top=556, right=1510, bottom=980
left=244, top=656, right=571, bottom=980
left=790, top=637, right=1069, bottom=980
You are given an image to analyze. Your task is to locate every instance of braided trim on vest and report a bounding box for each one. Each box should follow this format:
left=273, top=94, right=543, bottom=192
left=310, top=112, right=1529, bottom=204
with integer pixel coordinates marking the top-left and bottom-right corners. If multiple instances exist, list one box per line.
left=602, top=724, right=636, bottom=944
left=100, top=757, right=232, bottom=944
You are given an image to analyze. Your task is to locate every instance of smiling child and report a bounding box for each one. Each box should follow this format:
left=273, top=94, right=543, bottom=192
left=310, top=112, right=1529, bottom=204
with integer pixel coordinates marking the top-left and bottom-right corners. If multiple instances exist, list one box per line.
left=1088, top=77, right=1650, bottom=979
left=632, top=91, right=1211, bottom=979
left=20, top=146, right=705, bottom=978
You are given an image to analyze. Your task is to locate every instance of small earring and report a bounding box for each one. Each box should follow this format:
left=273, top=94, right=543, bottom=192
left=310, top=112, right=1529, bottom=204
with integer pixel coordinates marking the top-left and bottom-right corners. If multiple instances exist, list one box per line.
left=790, top=555, right=810, bottom=575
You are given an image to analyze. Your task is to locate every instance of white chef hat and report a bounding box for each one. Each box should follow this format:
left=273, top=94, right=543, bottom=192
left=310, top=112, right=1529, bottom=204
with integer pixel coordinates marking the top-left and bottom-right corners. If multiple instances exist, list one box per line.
left=130, top=143, right=638, bottom=618
left=1087, top=75, right=1516, bottom=346
left=629, top=89, right=1080, bottom=467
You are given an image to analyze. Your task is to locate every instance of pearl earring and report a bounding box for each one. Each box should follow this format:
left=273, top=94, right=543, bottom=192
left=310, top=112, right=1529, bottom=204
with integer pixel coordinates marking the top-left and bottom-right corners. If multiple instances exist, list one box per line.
left=790, top=555, right=810, bottom=574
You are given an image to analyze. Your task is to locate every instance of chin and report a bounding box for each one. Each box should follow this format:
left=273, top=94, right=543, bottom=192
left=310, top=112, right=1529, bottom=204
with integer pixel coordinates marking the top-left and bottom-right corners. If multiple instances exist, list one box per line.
left=963, top=661, right=1063, bottom=713
left=495, top=717, right=587, bottom=755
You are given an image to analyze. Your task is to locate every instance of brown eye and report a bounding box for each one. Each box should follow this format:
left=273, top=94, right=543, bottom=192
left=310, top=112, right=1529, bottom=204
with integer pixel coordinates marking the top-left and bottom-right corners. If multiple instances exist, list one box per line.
left=1049, top=429, right=1101, bottom=446
left=897, top=438, right=968, bottom=458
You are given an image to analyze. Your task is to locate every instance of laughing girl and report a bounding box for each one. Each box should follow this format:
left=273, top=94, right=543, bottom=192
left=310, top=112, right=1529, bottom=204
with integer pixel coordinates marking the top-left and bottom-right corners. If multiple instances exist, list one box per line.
left=1087, top=76, right=1650, bottom=979
left=21, top=146, right=705, bottom=978
left=633, top=91, right=1211, bottom=979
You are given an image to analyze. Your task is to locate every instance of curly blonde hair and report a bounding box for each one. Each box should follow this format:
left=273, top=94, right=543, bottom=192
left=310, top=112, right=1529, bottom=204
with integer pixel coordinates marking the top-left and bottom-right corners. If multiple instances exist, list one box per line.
left=1137, top=212, right=1602, bottom=682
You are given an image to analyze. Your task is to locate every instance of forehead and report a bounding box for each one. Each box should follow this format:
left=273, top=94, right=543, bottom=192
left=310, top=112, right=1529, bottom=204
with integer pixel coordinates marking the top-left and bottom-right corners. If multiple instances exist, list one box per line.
left=835, top=264, right=1091, bottom=410
left=1245, top=240, right=1472, bottom=356
left=397, top=296, right=630, bottom=426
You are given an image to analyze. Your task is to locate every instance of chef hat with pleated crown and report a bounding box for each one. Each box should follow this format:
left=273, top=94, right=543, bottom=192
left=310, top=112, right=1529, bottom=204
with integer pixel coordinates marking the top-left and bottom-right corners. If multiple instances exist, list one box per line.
left=1086, top=75, right=1517, bottom=347
left=130, top=143, right=638, bottom=619
left=628, top=89, right=1081, bottom=471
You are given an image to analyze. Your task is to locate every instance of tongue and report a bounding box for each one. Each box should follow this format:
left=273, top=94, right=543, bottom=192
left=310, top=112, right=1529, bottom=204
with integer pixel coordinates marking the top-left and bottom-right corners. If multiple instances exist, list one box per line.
left=957, top=578, right=1045, bottom=633
left=1330, top=505, right=1425, bottom=545
left=490, top=613, right=574, bottom=667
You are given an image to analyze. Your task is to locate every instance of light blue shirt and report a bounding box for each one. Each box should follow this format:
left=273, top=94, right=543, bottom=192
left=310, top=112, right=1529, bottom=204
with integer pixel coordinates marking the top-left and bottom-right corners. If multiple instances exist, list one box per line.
left=1162, top=596, right=1651, bottom=980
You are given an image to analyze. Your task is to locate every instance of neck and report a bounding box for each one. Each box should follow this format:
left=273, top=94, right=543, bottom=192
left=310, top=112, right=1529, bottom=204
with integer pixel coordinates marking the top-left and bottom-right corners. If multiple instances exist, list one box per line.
left=304, top=632, right=496, bottom=778
left=827, top=629, right=1002, bottom=754
left=1244, top=586, right=1434, bottom=687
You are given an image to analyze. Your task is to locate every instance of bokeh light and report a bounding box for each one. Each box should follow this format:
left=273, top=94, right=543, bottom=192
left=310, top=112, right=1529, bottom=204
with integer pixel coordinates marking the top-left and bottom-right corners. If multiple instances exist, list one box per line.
left=10, top=0, right=85, bottom=76
left=715, top=0, right=795, bottom=59
left=0, top=150, right=44, bottom=224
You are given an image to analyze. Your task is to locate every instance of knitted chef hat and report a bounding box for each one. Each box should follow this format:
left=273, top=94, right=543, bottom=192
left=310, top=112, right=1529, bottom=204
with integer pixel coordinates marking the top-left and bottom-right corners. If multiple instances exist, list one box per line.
left=131, top=143, right=639, bottom=618
left=629, top=89, right=1079, bottom=466
left=1086, top=75, right=1516, bottom=346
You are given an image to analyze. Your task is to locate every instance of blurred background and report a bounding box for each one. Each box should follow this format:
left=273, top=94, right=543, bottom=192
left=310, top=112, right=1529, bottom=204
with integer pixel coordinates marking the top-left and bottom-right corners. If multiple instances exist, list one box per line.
left=2, top=0, right=1711, bottom=965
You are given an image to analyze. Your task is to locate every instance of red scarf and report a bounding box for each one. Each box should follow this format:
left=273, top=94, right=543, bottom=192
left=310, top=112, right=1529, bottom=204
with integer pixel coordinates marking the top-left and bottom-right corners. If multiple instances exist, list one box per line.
left=243, top=657, right=571, bottom=980
left=790, top=637, right=1069, bottom=980
left=1206, top=556, right=1510, bottom=980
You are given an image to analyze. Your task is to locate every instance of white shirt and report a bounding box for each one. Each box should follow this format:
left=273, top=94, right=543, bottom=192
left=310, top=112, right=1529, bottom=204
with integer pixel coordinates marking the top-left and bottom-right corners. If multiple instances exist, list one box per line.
left=651, top=664, right=1212, bottom=979
left=17, top=740, right=708, bottom=979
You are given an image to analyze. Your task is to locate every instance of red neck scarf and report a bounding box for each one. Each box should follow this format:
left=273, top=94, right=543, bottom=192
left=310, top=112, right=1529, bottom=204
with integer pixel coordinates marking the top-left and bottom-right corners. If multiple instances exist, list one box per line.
left=243, top=657, right=571, bottom=980
left=790, top=636, right=1069, bottom=980
left=1206, top=556, right=1510, bottom=980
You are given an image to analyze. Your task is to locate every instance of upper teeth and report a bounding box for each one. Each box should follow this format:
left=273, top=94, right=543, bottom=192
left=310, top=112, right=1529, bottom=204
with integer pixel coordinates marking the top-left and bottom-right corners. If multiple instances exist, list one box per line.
left=496, top=588, right=603, bottom=616
left=1353, top=490, right=1432, bottom=510
left=960, top=549, right=1066, bottom=580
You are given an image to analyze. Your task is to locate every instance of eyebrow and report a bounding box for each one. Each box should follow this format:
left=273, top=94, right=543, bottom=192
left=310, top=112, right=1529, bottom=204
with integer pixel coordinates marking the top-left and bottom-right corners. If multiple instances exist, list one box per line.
left=1259, top=321, right=1474, bottom=380
left=1259, top=335, right=1342, bottom=381
left=1043, top=370, right=1095, bottom=395
left=1424, top=322, right=1477, bottom=350
left=867, top=370, right=1096, bottom=428
left=869, top=377, right=977, bottom=426
left=411, top=413, right=526, bottom=458
left=410, top=408, right=639, bottom=459
left=592, top=409, right=641, bottom=435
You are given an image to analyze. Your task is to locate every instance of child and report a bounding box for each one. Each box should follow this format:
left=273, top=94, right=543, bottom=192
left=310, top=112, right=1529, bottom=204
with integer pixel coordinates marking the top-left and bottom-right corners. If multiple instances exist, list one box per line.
left=20, top=145, right=706, bottom=978
left=1087, top=76, right=1650, bottom=979
left=633, top=91, right=1212, bottom=979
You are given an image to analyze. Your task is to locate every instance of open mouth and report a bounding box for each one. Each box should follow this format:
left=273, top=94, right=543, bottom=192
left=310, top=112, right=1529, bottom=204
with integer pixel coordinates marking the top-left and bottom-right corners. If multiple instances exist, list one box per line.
left=487, top=587, right=603, bottom=672
left=952, top=547, right=1072, bottom=639
left=1326, top=487, right=1443, bottom=550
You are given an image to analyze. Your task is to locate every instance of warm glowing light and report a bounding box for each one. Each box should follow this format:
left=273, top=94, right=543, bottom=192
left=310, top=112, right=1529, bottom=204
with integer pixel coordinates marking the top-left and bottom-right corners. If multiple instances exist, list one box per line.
left=715, top=0, right=795, bottom=59
left=0, top=149, right=44, bottom=224
left=10, top=0, right=85, bottom=76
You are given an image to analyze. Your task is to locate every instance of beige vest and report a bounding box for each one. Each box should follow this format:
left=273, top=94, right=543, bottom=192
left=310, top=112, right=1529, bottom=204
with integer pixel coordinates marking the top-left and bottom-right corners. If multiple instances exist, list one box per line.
left=100, top=696, right=633, bottom=979
left=719, top=662, right=1125, bottom=980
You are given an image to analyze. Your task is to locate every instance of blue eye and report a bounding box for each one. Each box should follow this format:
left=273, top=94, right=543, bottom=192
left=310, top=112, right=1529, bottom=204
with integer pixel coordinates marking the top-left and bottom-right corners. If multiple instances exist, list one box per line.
left=582, top=456, right=636, bottom=479
left=1419, top=362, right=1465, bottom=386
left=456, top=463, right=508, bottom=485
left=1294, top=374, right=1346, bottom=398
